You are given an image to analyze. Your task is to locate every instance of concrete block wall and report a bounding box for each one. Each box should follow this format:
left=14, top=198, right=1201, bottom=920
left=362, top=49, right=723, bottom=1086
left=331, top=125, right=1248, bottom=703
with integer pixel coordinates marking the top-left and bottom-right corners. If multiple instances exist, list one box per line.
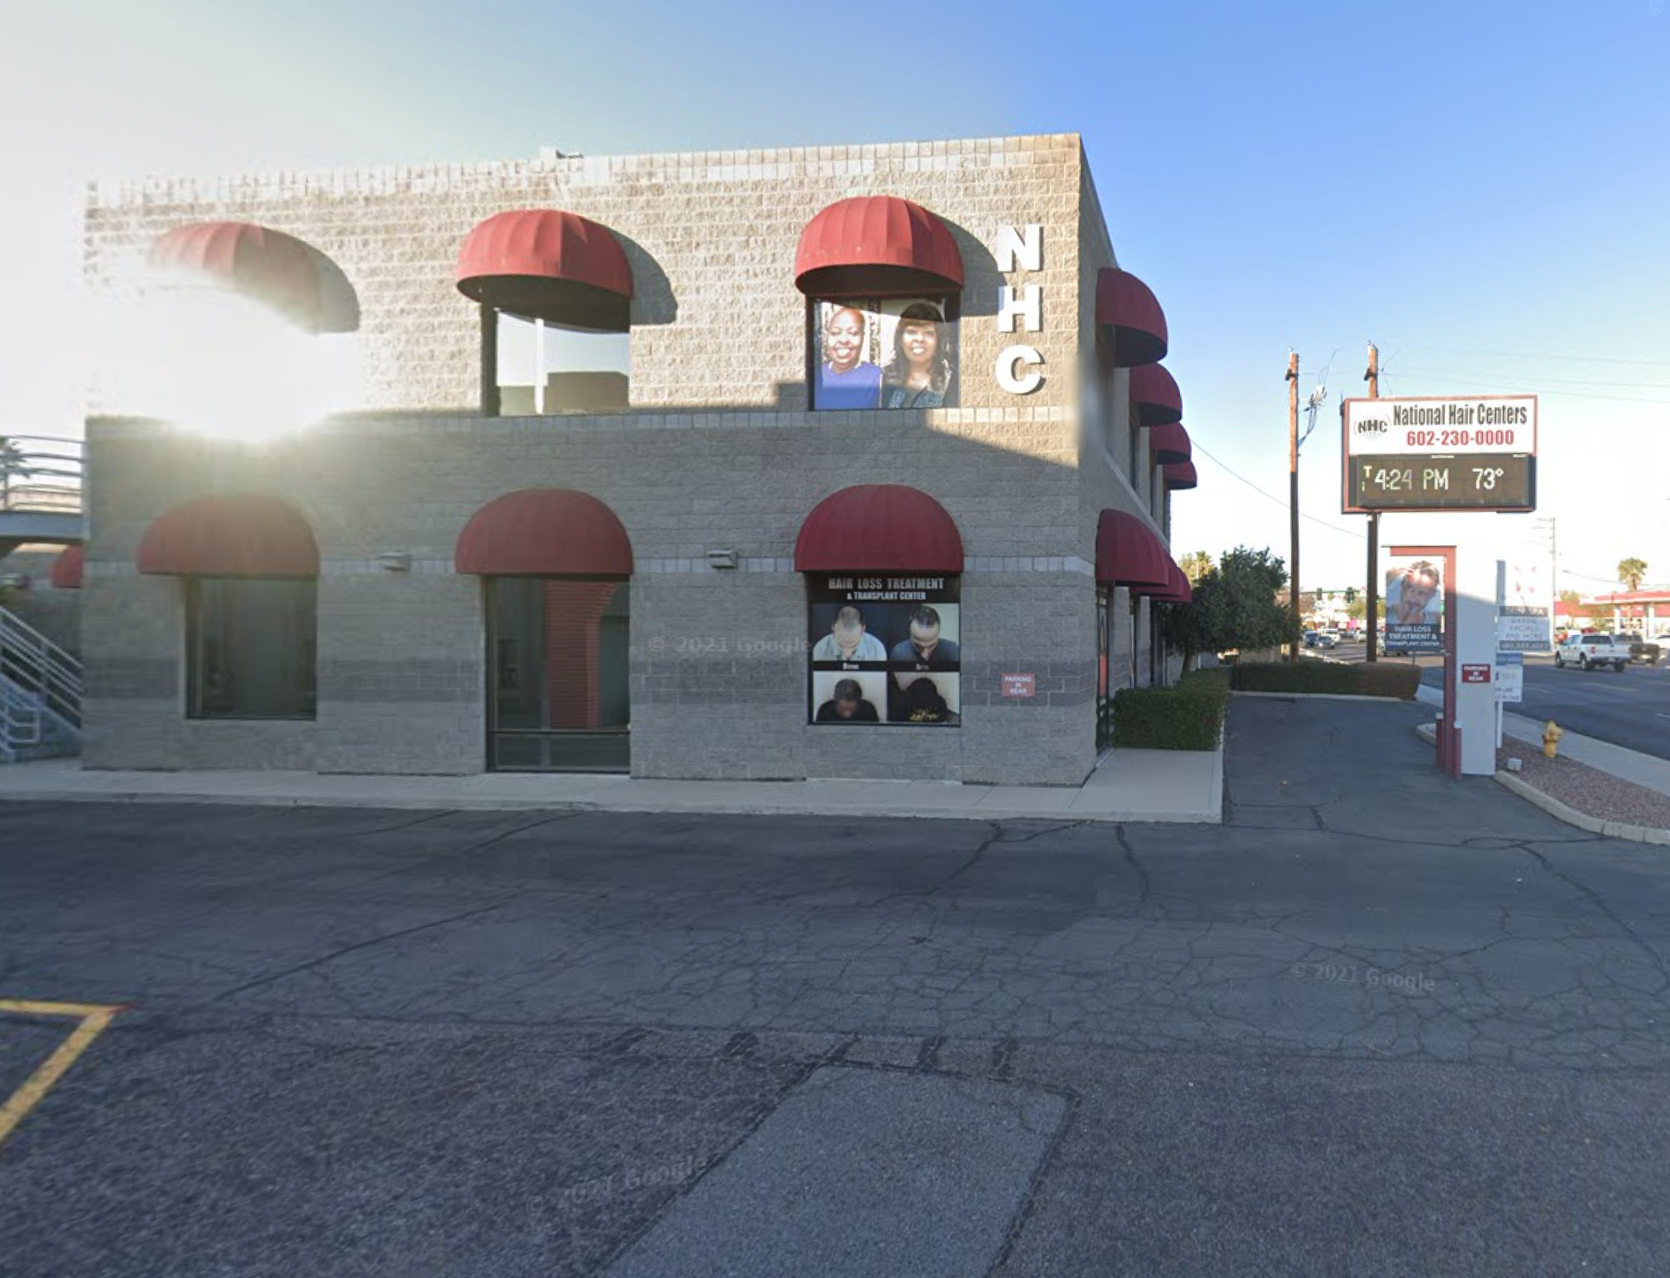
left=0, top=548, right=82, bottom=655
left=85, top=134, right=1086, bottom=422
left=77, top=133, right=1148, bottom=784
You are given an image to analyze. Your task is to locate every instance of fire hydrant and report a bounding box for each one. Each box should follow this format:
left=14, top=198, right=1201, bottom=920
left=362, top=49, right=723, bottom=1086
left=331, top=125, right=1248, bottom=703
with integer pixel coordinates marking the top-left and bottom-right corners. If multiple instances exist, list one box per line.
left=1543, top=720, right=1563, bottom=759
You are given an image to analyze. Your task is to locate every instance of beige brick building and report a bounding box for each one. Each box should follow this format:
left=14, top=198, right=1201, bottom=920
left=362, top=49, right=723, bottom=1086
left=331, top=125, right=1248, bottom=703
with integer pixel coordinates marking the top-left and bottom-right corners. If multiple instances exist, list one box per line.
left=77, top=133, right=1198, bottom=783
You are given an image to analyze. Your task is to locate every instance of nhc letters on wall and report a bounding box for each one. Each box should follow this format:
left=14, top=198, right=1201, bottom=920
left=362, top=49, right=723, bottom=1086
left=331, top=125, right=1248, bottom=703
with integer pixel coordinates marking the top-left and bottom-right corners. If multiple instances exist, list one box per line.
left=807, top=576, right=961, bottom=725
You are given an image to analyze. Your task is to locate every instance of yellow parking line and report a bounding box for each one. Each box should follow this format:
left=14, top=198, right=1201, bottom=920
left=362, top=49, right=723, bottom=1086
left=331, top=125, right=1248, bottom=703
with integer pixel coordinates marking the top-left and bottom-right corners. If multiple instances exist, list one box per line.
left=0, top=999, right=124, bottom=1150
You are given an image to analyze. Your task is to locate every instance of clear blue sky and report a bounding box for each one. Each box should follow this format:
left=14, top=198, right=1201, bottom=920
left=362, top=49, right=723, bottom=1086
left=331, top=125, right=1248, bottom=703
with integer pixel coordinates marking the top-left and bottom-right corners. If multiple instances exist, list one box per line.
left=3, top=0, right=1666, bottom=593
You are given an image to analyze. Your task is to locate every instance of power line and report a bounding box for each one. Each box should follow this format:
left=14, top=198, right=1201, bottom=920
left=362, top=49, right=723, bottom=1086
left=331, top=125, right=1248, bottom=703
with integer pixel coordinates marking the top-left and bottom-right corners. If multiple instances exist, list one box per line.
left=1192, top=442, right=1366, bottom=542
left=1398, top=343, right=1670, bottom=369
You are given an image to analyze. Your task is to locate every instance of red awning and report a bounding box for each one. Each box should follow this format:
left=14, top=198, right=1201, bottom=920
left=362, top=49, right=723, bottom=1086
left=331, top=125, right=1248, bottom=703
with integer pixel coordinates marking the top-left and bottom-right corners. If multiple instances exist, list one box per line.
left=1095, top=268, right=1168, bottom=367
left=794, top=196, right=964, bottom=298
left=794, top=485, right=963, bottom=572
left=150, top=222, right=347, bottom=333
left=50, top=545, right=84, bottom=590
left=1163, top=461, right=1198, bottom=490
left=1142, top=563, right=1193, bottom=603
left=137, top=494, right=319, bottom=578
left=1149, top=421, right=1191, bottom=465
left=455, top=489, right=634, bottom=577
left=1096, top=510, right=1171, bottom=587
left=456, top=210, right=635, bottom=330
left=1130, top=364, right=1183, bottom=426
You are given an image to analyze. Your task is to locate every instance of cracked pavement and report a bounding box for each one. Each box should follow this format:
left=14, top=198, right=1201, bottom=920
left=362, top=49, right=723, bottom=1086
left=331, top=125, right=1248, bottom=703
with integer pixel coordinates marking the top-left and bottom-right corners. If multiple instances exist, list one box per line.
left=2, top=697, right=1669, bottom=1275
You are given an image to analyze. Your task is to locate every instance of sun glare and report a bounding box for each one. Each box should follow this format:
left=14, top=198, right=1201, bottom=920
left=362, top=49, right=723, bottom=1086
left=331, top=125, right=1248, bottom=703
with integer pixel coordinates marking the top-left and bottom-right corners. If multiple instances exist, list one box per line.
left=101, top=287, right=361, bottom=443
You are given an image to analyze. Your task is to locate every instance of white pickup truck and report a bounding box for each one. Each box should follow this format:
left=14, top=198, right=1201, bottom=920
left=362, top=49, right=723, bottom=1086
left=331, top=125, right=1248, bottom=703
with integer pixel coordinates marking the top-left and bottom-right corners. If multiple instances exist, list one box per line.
left=1554, top=633, right=1628, bottom=672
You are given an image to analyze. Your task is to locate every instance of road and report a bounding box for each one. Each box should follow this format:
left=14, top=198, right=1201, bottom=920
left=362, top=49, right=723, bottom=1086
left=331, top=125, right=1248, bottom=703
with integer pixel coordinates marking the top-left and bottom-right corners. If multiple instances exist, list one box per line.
left=1329, top=640, right=1670, bottom=760
left=3, top=698, right=1670, bottom=1276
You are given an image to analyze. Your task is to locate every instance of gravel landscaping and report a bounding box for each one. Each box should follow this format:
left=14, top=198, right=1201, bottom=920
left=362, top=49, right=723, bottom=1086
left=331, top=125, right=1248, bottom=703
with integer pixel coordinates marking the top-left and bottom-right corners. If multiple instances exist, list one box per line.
left=1496, top=743, right=1670, bottom=831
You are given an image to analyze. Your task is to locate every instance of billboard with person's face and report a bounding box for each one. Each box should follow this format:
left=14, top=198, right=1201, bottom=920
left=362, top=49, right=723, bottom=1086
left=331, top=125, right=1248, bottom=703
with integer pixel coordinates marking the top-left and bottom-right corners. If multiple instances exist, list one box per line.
left=807, top=575, right=961, bottom=724
left=809, top=298, right=959, bottom=411
left=1384, top=557, right=1443, bottom=654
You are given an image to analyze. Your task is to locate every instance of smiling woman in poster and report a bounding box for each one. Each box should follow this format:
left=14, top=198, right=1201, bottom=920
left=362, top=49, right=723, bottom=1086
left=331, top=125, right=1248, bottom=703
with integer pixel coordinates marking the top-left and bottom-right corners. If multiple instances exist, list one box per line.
left=881, top=302, right=955, bottom=409
left=815, top=305, right=882, bottom=409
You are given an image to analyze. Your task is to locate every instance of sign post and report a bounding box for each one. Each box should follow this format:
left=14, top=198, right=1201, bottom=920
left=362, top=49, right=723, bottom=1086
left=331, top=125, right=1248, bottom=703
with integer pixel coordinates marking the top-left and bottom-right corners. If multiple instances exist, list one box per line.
left=1356, top=397, right=1538, bottom=780
left=1391, top=544, right=1459, bottom=777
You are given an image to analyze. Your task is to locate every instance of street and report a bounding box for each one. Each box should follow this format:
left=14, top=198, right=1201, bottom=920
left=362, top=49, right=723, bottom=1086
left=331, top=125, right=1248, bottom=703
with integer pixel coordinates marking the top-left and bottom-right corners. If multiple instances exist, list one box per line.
left=1414, top=654, right=1670, bottom=761
left=3, top=697, right=1669, bottom=1276
left=1327, top=640, right=1670, bottom=761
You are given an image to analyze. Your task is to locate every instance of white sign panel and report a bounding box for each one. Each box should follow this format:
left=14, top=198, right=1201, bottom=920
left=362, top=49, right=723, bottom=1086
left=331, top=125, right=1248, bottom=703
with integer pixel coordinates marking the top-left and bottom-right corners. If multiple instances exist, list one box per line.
left=1497, top=556, right=1553, bottom=653
left=1495, top=652, right=1524, bottom=703
left=1344, top=396, right=1537, bottom=458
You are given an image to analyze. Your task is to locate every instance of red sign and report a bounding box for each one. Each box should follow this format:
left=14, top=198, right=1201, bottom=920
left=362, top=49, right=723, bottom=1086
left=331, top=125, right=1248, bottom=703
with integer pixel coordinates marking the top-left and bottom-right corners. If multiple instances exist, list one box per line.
left=1001, top=674, right=1036, bottom=698
left=1461, top=664, right=1491, bottom=684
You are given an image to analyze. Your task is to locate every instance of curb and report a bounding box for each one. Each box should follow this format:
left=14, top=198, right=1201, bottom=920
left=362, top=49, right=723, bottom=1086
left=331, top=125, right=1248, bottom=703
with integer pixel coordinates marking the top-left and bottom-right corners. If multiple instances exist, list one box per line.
left=1493, top=772, right=1670, bottom=846
left=1412, top=722, right=1670, bottom=845
left=1232, top=691, right=1417, bottom=703
left=0, top=785, right=1224, bottom=826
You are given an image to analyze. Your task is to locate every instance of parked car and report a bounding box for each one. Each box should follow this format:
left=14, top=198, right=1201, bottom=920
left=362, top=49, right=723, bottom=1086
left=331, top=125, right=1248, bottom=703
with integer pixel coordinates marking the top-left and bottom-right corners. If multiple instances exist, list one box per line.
left=1621, top=635, right=1661, bottom=665
left=1555, top=633, right=1628, bottom=672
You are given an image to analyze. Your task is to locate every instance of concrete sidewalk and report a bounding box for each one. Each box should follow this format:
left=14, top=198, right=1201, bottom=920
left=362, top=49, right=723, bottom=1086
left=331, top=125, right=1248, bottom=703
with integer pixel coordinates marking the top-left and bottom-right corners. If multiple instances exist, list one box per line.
left=1414, top=683, right=1670, bottom=799
left=0, top=741, right=1225, bottom=823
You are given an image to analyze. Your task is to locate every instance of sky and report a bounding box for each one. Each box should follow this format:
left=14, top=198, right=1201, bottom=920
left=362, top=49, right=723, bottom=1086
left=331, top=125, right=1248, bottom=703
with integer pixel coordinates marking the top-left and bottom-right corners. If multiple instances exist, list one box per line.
left=2, top=0, right=1667, bottom=597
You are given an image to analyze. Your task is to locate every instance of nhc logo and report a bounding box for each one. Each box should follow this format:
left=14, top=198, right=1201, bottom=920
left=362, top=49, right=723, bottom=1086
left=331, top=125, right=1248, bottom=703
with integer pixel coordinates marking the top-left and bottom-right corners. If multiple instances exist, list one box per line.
left=1355, top=418, right=1388, bottom=434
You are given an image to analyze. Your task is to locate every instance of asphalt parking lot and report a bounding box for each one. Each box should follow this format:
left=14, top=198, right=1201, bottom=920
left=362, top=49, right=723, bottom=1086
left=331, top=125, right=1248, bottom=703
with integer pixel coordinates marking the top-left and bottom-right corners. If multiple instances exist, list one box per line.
left=3, top=697, right=1670, bottom=1277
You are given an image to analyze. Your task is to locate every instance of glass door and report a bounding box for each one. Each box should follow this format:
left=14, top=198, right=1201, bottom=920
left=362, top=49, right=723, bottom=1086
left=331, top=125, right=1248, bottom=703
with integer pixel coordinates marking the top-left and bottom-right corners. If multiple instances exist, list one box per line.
left=487, top=577, right=630, bottom=772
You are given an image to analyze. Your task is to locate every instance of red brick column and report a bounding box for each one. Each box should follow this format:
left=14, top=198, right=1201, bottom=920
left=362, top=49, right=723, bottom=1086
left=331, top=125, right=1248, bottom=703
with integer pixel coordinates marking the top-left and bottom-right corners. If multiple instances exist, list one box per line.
left=541, top=581, right=618, bottom=729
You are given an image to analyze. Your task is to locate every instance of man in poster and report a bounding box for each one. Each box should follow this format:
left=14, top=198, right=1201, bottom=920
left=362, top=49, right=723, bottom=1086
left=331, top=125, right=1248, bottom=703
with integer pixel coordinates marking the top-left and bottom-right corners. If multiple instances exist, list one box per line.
left=814, top=305, right=882, bottom=409
left=811, top=605, right=887, bottom=662
left=1384, top=558, right=1443, bottom=655
left=890, top=606, right=960, bottom=668
left=815, top=678, right=881, bottom=723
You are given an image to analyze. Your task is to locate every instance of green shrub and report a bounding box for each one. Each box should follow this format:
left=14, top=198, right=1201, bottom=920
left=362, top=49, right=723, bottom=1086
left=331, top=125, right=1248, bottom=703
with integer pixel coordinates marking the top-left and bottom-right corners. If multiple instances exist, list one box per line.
left=1229, top=660, right=1419, bottom=699
left=1112, top=670, right=1230, bottom=750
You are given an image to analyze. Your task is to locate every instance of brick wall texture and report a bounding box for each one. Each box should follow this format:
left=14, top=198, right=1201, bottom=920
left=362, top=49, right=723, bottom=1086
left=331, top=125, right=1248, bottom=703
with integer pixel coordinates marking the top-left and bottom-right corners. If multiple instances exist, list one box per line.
left=78, top=133, right=1180, bottom=783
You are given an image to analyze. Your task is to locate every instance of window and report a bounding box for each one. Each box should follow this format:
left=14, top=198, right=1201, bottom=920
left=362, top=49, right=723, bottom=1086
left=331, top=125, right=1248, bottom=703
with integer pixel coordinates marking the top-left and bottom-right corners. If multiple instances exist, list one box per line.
left=492, top=311, right=630, bottom=416
left=808, top=297, right=959, bottom=411
left=187, top=578, right=316, bottom=719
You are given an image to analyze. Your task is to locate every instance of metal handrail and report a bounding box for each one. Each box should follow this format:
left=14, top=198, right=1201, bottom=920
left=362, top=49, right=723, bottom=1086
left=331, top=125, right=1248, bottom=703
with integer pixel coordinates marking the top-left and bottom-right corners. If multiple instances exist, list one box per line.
left=0, top=606, right=82, bottom=731
left=0, top=435, right=83, bottom=514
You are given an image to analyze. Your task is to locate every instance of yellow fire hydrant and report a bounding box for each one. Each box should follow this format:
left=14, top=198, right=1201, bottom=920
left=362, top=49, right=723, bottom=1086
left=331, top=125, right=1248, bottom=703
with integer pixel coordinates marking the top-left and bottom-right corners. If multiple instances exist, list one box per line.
left=1543, top=720, right=1563, bottom=759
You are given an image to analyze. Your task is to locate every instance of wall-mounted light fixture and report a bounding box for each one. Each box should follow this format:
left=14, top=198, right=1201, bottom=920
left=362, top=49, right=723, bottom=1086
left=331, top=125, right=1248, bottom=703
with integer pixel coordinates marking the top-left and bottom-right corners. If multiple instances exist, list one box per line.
left=377, top=551, right=412, bottom=572
left=706, top=549, right=738, bottom=570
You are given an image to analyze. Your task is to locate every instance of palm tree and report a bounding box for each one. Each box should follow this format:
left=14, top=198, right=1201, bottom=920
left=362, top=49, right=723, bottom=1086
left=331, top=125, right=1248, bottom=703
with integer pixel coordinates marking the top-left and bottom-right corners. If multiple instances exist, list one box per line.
left=1618, top=558, right=1648, bottom=592
left=1179, top=550, right=1214, bottom=584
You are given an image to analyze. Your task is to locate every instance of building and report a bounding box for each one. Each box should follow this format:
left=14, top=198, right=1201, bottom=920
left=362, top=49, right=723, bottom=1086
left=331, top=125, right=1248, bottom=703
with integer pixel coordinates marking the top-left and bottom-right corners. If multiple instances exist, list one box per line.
left=73, top=133, right=1199, bottom=784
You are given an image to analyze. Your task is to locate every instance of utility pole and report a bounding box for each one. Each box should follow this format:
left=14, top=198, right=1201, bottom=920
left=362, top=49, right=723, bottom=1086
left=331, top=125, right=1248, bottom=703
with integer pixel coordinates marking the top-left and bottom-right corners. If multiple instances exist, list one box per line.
left=1364, top=343, right=1380, bottom=663
left=1287, top=351, right=1301, bottom=662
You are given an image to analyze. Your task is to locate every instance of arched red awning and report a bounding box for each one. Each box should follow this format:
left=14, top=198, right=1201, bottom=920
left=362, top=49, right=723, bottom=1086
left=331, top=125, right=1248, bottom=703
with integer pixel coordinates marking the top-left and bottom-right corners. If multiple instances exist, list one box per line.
left=1096, top=510, right=1171, bottom=587
left=454, top=489, right=634, bottom=577
left=50, top=544, right=84, bottom=590
left=794, top=196, right=964, bottom=298
left=137, top=494, right=319, bottom=578
left=794, top=484, right=963, bottom=573
left=150, top=222, right=359, bottom=334
left=1149, top=421, right=1191, bottom=465
left=1163, top=461, right=1198, bottom=490
left=1130, top=364, right=1183, bottom=426
left=456, top=210, right=635, bottom=331
left=1095, top=268, right=1168, bottom=367
left=1141, top=563, right=1193, bottom=603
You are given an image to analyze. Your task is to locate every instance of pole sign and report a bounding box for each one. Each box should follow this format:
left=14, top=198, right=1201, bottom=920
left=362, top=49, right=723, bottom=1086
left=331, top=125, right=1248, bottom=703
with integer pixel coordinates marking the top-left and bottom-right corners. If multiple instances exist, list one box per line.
left=1342, top=395, right=1537, bottom=514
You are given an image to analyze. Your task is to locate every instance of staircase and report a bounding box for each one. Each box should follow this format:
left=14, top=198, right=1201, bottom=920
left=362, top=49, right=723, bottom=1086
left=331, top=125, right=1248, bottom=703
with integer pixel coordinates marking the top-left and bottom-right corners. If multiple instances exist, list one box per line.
left=0, top=606, right=82, bottom=762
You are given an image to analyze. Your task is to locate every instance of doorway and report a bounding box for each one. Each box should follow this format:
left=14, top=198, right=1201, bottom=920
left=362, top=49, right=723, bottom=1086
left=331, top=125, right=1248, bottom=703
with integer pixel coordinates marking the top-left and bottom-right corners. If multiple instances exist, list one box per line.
left=486, top=576, right=630, bottom=772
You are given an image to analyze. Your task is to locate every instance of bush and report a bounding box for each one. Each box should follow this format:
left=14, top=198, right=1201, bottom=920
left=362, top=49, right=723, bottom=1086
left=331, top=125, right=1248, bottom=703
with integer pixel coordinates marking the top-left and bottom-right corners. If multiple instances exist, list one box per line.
left=1229, top=660, right=1420, bottom=699
left=1112, top=669, right=1230, bottom=750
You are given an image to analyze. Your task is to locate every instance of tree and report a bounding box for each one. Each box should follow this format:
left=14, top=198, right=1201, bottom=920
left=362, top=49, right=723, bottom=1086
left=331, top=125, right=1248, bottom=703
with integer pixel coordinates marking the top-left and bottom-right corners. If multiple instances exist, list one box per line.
left=1159, top=546, right=1290, bottom=666
left=1618, top=558, right=1648, bottom=591
left=1179, top=550, right=1214, bottom=584
left=1345, top=598, right=1366, bottom=620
